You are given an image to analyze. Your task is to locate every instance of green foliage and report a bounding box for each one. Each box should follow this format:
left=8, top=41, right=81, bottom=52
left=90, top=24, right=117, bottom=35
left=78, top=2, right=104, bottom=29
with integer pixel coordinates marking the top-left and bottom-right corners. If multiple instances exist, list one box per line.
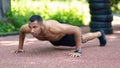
left=0, top=22, right=15, bottom=33
left=6, top=0, right=90, bottom=28
left=49, top=8, right=83, bottom=26
left=0, top=0, right=90, bottom=34
left=111, top=0, right=120, bottom=13
left=7, top=10, right=32, bottom=30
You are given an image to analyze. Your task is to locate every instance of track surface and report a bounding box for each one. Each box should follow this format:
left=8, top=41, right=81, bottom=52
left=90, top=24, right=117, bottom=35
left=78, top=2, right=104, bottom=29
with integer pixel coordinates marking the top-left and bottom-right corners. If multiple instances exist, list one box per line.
left=0, top=27, right=120, bottom=68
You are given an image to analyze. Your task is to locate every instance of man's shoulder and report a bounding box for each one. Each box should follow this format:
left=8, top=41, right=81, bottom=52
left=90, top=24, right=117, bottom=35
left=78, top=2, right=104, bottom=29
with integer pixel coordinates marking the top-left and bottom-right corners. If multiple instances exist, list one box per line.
left=20, top=24, right=29, bottom=29
left=20, top=24, right=30, bottom=33
left=44, top=20, right=77, bottom=28
left=44, top=20, right=59, bottom=23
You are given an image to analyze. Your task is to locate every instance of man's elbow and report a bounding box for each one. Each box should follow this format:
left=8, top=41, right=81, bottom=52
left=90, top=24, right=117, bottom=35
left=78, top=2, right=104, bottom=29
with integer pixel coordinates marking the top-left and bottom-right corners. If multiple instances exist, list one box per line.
left=75, top=27, right=82, bottom=34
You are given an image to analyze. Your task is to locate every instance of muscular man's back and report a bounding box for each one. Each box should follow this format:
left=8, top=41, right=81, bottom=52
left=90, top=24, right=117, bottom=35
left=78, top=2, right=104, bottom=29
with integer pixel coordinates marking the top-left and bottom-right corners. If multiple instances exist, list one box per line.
left=20, top=20, right=76, bottom=41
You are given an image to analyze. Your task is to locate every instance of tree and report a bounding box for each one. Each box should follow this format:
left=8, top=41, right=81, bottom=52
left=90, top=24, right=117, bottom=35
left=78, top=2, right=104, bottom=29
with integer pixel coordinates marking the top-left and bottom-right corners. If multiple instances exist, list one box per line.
left=0, top=0, right=11, bottom=22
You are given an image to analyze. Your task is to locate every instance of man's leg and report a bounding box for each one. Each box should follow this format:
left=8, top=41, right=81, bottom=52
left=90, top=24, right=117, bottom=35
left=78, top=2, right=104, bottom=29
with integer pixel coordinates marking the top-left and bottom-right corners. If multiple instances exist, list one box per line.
left=82, top=30, right=106, bottom=46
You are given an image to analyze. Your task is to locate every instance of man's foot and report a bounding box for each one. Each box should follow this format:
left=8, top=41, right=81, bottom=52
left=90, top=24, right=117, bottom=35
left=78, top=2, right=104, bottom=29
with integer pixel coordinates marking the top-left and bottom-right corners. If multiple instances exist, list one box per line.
left=98, top=30, right=107, bottom=46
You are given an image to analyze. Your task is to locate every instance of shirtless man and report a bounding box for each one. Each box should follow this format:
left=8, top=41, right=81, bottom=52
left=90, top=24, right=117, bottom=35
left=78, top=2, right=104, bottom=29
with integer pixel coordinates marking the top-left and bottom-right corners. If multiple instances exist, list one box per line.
left=15, top=15, right=106, bottom=57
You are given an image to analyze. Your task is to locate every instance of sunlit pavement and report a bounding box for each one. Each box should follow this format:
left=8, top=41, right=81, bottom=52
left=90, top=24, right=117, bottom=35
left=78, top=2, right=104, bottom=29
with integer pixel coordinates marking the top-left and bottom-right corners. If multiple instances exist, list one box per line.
left=0, top=15, right=120, bottom=68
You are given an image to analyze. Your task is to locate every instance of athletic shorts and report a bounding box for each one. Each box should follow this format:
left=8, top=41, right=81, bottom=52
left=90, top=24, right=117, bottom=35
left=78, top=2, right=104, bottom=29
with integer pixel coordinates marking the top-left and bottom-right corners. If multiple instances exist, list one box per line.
left=50, top=35, right=76, bottom=47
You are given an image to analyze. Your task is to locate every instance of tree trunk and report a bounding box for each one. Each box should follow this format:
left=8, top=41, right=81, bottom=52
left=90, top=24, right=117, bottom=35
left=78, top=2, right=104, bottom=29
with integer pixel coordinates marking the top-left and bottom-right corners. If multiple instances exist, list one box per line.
left=0, top=0, right=11, bottom=22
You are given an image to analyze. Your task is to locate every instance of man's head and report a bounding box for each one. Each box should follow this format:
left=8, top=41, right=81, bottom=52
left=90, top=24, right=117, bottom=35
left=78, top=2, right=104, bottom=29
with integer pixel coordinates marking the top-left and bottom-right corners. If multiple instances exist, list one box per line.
left=28, top=15, right=43, bottom=36
left=29, top=15, right=43, bottom=22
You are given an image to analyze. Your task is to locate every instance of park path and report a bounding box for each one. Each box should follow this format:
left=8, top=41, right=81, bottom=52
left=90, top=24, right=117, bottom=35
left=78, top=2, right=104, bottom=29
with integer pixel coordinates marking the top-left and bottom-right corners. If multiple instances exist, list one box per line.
left=0, top=15, right=120, bottom=68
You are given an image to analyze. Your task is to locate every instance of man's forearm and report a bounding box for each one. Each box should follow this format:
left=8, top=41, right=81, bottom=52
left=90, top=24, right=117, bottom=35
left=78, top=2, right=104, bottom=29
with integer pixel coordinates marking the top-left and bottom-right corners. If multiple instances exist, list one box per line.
left=18, top=32, right=25, bottom=49
left=76, top=43, right=82, bottom=50
left=74, top=28, right=82, bottom=53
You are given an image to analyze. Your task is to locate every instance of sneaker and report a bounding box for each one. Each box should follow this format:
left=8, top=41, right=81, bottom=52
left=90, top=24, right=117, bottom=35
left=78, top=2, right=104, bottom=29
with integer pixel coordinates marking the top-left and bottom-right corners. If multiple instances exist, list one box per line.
left=98, top=30, right=107, bottom=46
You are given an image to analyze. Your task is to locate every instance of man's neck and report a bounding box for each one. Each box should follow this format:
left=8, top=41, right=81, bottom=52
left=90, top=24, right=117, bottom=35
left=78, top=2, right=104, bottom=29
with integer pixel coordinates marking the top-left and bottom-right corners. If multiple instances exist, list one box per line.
left=40, top=24, right=47, bottom=35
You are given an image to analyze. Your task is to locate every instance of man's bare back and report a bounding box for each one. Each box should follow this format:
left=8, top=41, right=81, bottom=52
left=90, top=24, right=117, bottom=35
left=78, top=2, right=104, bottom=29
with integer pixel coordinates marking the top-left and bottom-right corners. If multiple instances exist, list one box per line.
left=15, top=15, right=107, bottom=57
left=21, top=20, right=81, bottom=41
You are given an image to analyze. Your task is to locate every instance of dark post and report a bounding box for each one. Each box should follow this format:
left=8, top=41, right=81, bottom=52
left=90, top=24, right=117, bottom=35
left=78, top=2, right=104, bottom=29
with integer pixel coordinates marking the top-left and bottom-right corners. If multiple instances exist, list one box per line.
left=0, top=0, right=11, bottom=22
left=88, top=0, right=113, bottom=34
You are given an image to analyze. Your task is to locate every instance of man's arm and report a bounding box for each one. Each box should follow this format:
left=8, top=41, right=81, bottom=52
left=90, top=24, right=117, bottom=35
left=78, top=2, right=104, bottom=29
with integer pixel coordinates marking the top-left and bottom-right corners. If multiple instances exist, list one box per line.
left=74, top=28, right=82, bottom=51
left=70, top=27, right=82, bottom=50
left=15, top=24, right=30, bottom=53
left=18, top=31, right=25, bottom=49
left=63, top=25, right=82, bottom=57
left=49, top=22, right=82, bottom=56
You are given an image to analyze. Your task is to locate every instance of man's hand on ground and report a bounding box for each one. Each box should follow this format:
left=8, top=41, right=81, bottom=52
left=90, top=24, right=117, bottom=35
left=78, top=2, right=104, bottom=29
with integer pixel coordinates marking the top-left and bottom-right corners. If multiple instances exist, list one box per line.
left=69, top=52, right=81, bottom=57
left=15, top=49, right=24, bottom=53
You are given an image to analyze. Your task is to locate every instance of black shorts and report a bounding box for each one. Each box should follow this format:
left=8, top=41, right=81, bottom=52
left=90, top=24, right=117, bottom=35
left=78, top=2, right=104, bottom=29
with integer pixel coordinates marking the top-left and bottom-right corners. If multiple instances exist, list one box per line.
left=50, top=35, right=76, bottom=47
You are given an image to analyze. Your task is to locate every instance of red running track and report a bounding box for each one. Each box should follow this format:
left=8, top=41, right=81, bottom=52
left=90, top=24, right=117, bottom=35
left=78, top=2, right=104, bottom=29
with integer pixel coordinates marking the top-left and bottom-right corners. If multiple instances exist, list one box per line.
left=0, top=30, right=120, bottom=68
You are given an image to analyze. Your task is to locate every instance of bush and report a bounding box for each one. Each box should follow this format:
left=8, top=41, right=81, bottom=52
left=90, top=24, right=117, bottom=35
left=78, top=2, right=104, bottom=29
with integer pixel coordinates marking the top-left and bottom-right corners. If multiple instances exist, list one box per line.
left=6, top=0, right=90, bottom=30
left=0, top=22, right=15, bottom=33
left=7, top=11, right=30, bottom=30
left=111, top=0, right=120, bottom=13
left=49, top=8, right=84, bottom=26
